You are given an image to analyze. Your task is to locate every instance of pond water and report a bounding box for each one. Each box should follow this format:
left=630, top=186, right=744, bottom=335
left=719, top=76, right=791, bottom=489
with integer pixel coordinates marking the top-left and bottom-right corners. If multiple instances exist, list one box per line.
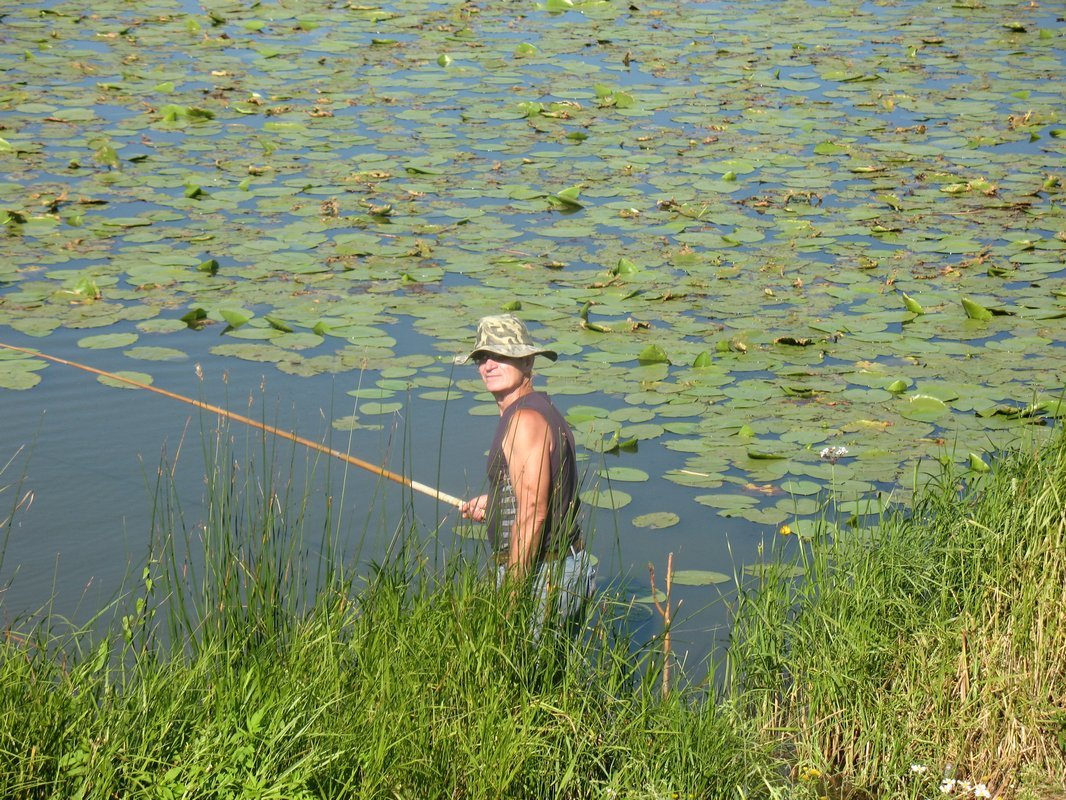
left=1, top=0, right=1063, bottom=667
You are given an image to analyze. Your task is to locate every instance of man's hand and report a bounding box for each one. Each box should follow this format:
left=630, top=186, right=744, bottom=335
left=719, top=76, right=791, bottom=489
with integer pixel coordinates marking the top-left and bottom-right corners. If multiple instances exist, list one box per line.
left=460, top=493, right=488, bottom=522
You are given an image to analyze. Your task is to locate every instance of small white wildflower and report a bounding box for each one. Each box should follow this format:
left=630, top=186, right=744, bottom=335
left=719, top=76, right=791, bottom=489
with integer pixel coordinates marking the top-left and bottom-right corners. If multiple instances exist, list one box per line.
left=911, top=764, right=928, bottom=774
left=819, top=445, right=849, bottom=464
left=973, top=784, right=991, bottom=799
left=940, top=778, right=957, bottom=794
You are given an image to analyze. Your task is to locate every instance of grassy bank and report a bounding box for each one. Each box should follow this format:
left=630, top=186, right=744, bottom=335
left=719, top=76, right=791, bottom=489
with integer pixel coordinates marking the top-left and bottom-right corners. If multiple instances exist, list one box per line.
left=1, top=428, right=1063, bottom=799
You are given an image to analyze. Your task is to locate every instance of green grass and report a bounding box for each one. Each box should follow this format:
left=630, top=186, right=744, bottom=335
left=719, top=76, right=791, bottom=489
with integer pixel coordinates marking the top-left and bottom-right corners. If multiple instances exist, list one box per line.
left=1, top=425, right=1064, bottom=799
left=726, top=432, right=1066, bottom=799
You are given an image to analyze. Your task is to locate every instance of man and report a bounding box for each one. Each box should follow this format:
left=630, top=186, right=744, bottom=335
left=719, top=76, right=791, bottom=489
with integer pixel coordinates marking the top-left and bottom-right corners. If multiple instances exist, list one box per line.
left=458, top=314, right=594, bottom=632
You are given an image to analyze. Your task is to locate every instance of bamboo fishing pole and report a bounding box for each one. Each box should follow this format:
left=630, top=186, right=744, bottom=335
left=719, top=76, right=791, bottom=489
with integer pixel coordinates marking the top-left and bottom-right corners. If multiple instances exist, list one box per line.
left=0, top=342, right=464, bottom=508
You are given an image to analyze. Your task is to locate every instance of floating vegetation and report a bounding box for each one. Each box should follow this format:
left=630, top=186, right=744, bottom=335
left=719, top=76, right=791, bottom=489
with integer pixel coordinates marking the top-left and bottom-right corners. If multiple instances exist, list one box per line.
left=0, top=0, right=1062, bottom=535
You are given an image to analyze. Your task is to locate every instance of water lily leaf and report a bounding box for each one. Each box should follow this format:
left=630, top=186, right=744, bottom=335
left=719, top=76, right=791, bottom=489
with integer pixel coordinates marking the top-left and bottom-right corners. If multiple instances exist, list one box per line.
left=514, top=42, right=538, bottom=57
left=637, top=344, right=669, bottom=365
left=138, top=319, right=187, bottom=335
left=961, top=297, right=993, bottom=321
left=671, top=569, right=731, bottom=586
left=901, top=293, right=924, bottom=314
left=886, top=379, right=909, bottom=394
left=265, top=316, right=293, bottom=333
left=633, top=590, right=666, bottom=605
left=746, top=448, right=788, bottom=460
left=359, top=402, right=404, bottom=415
left=900, top=394, right=949, bottom=422
left=159, top=104, right=215, bottom=123
left=598, top=466, right=649, bottom=482
left=692, top=351, right=714, bottom=368
left=968, top=452, right=991, bottom=472
left=56, top=277, right=101, bottom=302
left=567, top=405, right=610, bottom=422
left=552, top=185, right=583, bottom=208
left=98, top=370, right=153, bottom=389
left=220, top=309, right=252, bottom=329
left=694, top=493, right=758, bottom=510
left=781, top=479, right=821, bottom=496
left=331, top=415, right=383, bottom=432
left=580, top=486, right=631, bottom=509
left=78, top=333, right=138, bottom=349
left=348, top=388, right=396, bottom=400
left=0, top=361, right=45, bottom=390
left=632, top=512, right=680, bottom=529
left=619, top=423, right=665, bottom=440
left=123, top=346, right=186, bottom=362
left=93, top=142, right=120, bottom=169
left=776, top=497, right=821, bottom=516
left=197, top=258, right=219, bottom=275
left=517, top=101, right=544, bottom=118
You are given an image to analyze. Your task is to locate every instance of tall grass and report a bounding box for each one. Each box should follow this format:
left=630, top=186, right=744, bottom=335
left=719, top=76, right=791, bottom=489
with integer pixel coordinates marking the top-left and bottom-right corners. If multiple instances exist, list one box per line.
left=0, top=423, right=756, bottom=799
left=0, top=424, right=1063, bottom=798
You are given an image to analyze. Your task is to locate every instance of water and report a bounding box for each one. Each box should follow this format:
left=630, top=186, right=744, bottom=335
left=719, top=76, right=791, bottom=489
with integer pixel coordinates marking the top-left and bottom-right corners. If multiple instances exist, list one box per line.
left=0, top=334, right=739, bottom=673
left=1, top=0, right=1063, bottom=670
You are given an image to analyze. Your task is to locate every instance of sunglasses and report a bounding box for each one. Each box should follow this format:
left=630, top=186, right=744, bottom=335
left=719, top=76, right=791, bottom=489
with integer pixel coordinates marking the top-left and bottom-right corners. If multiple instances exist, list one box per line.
left=472, top=353, right=525, bottom=366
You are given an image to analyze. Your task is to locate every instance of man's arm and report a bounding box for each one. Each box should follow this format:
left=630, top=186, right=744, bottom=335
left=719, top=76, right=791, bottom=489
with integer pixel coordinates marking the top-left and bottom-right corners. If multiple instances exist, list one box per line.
left=502, top=408, right=553, bottom=578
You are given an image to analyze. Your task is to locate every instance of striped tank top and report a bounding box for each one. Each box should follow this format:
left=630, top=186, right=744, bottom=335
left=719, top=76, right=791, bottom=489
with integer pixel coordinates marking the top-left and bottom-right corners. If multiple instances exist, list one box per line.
left=485, top=391, right=581, bottom=561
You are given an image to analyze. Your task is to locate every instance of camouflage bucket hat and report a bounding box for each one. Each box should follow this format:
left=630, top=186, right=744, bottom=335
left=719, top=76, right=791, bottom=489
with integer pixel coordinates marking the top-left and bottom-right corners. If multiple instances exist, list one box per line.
left=457, top=314, right=558, bottom=363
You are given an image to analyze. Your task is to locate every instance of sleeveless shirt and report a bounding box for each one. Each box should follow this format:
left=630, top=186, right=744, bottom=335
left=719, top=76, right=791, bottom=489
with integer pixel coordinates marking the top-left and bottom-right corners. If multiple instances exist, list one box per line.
left=485, top=391, right=581, bottom=561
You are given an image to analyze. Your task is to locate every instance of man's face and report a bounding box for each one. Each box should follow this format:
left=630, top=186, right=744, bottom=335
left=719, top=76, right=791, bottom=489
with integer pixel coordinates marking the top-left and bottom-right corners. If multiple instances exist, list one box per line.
left=475, top=353, right=531, bottom=394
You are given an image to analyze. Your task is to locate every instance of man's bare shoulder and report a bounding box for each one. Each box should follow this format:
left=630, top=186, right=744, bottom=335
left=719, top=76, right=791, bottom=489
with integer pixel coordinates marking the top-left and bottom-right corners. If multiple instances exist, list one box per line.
left=504, top=406, right=551, bottom=446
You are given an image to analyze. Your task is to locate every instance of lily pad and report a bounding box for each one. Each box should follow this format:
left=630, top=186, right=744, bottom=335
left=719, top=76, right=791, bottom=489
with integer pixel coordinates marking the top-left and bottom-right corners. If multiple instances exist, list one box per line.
left=900, top=394, right=949, bottom=422
left=580, top=486, right=632, bottom=510
left=97, top=370, right=153, bottom=389
left=671, top=569, right=731, bottom=586
left=123, top=346, right=187, bottom=362
left=598, top=466, right=650, bottom=482
left=633, top=590, right=667, bottom=605
left=0, top=360, right=46, bottom=390
left=358, top=402, right=404, bottom=415
left=78, top=333, right=139, bottom=349
left=632, top=512, right=680, bottom=529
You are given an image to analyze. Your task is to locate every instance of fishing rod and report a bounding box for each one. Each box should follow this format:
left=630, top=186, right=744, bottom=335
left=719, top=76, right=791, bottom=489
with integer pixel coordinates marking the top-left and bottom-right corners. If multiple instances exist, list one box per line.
left=0, top=341, right=464, bottom=508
